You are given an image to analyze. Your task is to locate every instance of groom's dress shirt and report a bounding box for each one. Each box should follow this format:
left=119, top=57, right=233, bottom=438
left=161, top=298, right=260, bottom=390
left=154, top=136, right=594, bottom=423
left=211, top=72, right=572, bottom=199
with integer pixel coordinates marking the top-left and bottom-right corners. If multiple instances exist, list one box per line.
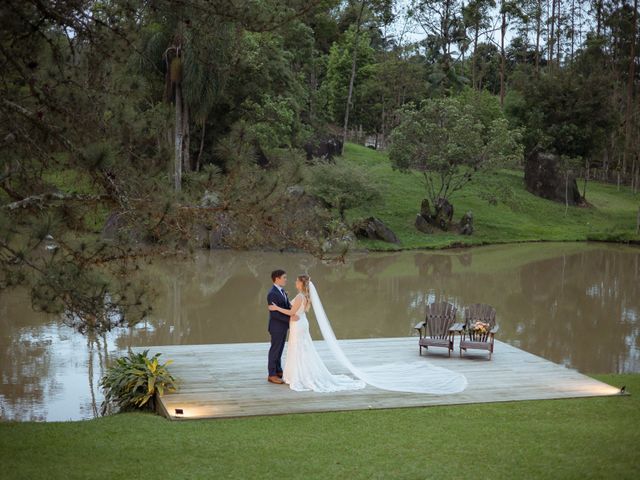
left=273, top=284, right=287, bottom=300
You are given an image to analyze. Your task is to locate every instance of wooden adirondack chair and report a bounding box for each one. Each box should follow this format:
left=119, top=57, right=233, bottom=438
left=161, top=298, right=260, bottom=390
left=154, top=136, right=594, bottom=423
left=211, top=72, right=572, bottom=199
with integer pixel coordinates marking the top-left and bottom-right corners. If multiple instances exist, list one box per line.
left=460, top=304, right=499, bottom=359
left=414, top=302, right=457, bottom=357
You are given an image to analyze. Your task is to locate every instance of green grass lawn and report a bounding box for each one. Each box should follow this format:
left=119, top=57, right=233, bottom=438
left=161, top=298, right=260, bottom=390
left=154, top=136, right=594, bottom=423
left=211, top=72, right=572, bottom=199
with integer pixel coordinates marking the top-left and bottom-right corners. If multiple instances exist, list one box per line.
left=343, top=143, right=640, bottom=250
left=1, top=373, right=637, bottom=479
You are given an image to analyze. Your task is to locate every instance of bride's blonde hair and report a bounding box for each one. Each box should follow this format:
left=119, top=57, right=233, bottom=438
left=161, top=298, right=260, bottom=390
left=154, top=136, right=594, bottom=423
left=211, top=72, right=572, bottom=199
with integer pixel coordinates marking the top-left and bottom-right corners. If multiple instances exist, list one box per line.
left=298, top=274, right=311, bottom=312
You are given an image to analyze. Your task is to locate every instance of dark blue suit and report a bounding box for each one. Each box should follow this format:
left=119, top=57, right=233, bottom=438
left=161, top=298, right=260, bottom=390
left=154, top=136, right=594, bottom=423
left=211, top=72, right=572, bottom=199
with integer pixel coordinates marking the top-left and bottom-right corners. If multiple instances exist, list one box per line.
left=267, top=284, right=291, bottom=376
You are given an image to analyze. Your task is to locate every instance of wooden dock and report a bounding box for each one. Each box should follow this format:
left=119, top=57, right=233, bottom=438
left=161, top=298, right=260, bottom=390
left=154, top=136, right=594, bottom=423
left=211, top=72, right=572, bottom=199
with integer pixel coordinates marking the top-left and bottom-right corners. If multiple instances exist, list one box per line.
left=133, top=337, right=622, bottom=420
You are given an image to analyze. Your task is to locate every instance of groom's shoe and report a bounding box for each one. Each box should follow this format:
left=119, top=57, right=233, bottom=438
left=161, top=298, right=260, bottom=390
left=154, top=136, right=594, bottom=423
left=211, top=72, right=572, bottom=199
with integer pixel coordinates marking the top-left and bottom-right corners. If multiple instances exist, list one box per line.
left=276, top=372, right=283, bottom=378
left=268, top=375, right=285, bottom=384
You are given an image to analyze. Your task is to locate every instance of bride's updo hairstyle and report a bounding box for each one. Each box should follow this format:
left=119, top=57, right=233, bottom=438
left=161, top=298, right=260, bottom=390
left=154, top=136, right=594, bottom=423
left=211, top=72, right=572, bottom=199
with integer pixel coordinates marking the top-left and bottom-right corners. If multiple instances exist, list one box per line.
left=297, top=274, right=311, bottom=312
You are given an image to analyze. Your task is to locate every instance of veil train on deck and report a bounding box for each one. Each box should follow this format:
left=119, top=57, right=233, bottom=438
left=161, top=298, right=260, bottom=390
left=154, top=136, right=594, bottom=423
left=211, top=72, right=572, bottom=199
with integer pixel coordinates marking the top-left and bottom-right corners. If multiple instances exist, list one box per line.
left=309, top=281, right=468, bottom=395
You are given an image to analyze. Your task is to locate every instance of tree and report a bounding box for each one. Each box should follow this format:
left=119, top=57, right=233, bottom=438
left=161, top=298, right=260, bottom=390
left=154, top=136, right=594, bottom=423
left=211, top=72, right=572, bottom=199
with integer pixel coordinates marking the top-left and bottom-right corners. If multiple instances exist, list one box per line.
left=463, top=0, right=496, bottom=89
left=389, top=91, right=522, bottom=225
left=339, top=1, right=394, bottom=154
left=325, top=26, right=376, bottom=129
left=359, top=47, right=427, bottom=147
left=410, top=0, right=465, bottom=69
left=0, top=0, right=331, bottom=332
left=499, top=1, right=524, bottom=106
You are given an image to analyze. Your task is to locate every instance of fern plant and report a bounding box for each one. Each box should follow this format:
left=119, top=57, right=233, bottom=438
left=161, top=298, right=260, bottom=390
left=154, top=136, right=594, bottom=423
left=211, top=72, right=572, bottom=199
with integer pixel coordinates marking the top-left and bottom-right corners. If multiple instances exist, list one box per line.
left=100, top=349, right=177, bottom=415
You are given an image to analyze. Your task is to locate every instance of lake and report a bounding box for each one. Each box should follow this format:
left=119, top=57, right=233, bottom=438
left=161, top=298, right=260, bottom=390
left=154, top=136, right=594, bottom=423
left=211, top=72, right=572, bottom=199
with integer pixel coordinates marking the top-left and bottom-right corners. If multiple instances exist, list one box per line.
left=1, top=242, right=638, bottom=421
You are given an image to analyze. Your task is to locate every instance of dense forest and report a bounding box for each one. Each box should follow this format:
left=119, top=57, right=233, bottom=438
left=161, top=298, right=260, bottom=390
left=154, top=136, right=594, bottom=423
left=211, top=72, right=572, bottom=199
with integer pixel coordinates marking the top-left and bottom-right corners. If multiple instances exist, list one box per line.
left=1, top=0, right=639, bottom=330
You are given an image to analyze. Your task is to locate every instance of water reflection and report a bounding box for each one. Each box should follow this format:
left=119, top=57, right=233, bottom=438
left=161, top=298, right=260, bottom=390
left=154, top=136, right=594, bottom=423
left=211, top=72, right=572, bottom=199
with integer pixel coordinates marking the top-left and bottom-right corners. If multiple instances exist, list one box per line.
left=0, top=289, right=118, bottom=421
left=0, top=242, right=638, bottom=421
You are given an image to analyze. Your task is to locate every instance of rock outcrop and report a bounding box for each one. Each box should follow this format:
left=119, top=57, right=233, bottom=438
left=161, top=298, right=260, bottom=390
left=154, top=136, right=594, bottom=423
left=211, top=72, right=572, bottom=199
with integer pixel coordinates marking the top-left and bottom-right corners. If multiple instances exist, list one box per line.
left=524, top=151, right=583, bottom=205
left=354, top=216, right=399, bottom=244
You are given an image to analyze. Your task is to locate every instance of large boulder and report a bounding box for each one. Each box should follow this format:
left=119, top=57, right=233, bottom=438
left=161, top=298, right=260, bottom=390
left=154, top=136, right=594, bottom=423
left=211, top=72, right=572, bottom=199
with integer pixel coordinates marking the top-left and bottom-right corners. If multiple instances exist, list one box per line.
left=415, top=197, right=454, bottom=232
left=354, top=216, right=399, bottom=244
left=200, top=190, right=220, bottom=207
left=459, top=211, right=474, bottom=235
left=304, top=133, right=343, bottom=161
left=434, top=198, right=454, bottom=229
left=524, top=151, right=583, bottom=205
left=285, top=185, right=305, bottom=197
left=197, top=212, right=234, bottom=249
left=415, top=214, right=434, bottom=234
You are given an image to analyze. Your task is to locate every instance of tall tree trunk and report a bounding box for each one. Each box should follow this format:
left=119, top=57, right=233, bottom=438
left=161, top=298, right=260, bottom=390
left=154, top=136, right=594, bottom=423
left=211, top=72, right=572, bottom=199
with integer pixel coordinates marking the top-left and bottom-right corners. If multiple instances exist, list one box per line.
left=564, top=170, right=569, bottom=216
left=535, top=0, right=542, bottom=72
left=380, top=93, right=386, bottom=149
left=443, top=0, right=452, bottom=71
left=309, top=60, right=317, bottom=124
left=196, top=120, right=206, bottom=172
left=182, top=103, right=190, bottom=172
left=174, top=82, right=183, bottom=193
left=341, top=1, right=366, bottom=155
left=582, top=158, right=589, bottom=200
left=570, top=0, right=575, bottom=61
left=549, top=0, right=555, bottom=65
left=624, top=0, right=638, bottom=190
left=500, top=4, right=506, bottom=107
left=472, top=23, right=479, bottom=89
left=556, top=0, right=561, bottom=66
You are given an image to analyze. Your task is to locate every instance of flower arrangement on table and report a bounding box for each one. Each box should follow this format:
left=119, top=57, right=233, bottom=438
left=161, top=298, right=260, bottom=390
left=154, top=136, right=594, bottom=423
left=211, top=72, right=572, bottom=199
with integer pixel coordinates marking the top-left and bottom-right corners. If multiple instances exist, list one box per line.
left=468, top=321, right=491, bottom=336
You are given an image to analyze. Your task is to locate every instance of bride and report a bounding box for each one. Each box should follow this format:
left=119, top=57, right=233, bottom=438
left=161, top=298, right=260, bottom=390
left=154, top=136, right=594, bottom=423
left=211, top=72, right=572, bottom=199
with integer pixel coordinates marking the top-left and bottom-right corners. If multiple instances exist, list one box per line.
left=269, top=274, right=366, bottom=392
left=269, top=274, right=467, bottom=395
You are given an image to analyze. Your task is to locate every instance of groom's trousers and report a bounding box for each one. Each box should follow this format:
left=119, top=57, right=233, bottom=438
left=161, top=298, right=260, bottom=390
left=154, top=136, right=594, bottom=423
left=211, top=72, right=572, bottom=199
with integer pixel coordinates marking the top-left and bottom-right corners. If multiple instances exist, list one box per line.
left=268, top=329, right=287, bottom=376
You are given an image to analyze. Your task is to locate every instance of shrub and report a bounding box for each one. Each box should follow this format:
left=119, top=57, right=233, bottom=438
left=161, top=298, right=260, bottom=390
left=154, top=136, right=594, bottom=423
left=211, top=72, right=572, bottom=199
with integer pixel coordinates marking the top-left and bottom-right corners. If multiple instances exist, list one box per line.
left=100, top=349, right=177, bottom=415
left=307, top=157, right=381, bottom=220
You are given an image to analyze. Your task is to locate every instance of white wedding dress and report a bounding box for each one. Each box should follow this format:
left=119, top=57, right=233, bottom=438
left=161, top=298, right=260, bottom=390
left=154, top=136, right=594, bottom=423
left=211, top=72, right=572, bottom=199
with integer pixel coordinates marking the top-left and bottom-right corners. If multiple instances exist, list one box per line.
left=283, top=282, right=468, bottom=395
left=283, top=293, right=366, bottom=392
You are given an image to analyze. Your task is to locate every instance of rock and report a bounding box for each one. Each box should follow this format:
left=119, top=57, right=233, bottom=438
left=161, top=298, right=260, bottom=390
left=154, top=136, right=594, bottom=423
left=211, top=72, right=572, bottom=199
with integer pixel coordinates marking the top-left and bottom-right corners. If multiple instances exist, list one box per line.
left=43, top=234, right=58, bottom=251
left=200, top=190, right=220, bottom=207
left=286, top=185, right=305, bottom=197
left=524, top=151, right=583, bottom=205
left=415, top=214, right=433, bottom=234
left=193, top=212, right=234, bottom=249
left=304, top=134, right=343, bottom=161
left=102, top=211, right=130, bottom=241
left=192, top=223, right=212, bottom=249
left=354, top=216, right=399, bottom=243
left=420, top=198, right=431, bottom=219
left=416, top=197, right=454, bottom=232
left=434, top=197, right=454, bottom=229
left=321, top=232, right=355, bottom=254
left=459, top=211, right=474, bottom=235
left=208, top=212, right=233, bottom=249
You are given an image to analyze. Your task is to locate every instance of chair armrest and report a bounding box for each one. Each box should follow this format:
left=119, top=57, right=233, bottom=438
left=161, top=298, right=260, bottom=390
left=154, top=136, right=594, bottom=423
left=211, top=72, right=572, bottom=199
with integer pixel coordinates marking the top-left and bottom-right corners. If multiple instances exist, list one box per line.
left=490, top=324, right=499, bottom=334
left=449, top=322, right=465, bottom=333
left=414, top=321, right=426, bottom=331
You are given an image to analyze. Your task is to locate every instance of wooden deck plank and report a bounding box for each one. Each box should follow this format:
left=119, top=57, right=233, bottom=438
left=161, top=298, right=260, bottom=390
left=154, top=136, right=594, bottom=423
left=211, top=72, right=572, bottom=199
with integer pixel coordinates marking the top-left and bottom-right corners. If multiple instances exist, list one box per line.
left=132, top=337, right=622, bottom=420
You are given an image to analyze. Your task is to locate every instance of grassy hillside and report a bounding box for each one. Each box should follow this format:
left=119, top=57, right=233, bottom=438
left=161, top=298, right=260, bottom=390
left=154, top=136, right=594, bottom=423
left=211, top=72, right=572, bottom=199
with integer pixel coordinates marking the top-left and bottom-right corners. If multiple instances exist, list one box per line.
left=343, top=143, right=640, bottom=250
left=1, top=374, right=637, bottom=479
left=35, top=143, right=640, bottom=251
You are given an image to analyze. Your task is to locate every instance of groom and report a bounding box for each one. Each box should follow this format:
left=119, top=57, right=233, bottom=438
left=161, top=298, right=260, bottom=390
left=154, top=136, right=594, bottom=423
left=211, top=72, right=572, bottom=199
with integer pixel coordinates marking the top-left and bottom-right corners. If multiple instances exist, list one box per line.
left=267, top=269, right=298, bottom=384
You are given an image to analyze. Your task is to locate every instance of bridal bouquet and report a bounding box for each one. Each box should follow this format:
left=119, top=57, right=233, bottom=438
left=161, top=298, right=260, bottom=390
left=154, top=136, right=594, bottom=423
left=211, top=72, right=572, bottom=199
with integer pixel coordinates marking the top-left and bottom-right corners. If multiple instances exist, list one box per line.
left=468, top=321, right=490, bottom=335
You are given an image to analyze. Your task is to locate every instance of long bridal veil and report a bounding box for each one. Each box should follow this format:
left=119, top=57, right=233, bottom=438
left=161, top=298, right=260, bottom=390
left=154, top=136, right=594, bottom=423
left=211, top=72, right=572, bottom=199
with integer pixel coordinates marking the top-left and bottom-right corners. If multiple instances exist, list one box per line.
left=309, top=281, right=467, bottom=395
